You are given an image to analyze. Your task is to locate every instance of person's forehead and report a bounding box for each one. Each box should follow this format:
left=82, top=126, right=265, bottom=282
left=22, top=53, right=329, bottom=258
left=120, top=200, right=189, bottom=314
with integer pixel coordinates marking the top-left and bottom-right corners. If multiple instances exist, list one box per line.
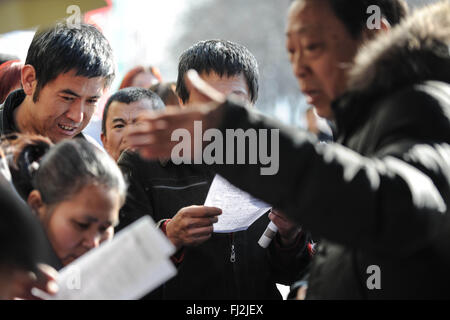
left=107, top=100, right=153, bottom=122
left=46, top=69, right=106, bottom=93
left=199, top=71, right=249, bottom=91
left=57, top=184, right=118, bottom=220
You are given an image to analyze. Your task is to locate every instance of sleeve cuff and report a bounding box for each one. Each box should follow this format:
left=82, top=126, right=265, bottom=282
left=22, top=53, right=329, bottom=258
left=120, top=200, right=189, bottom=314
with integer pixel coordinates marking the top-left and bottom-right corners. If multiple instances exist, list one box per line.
left=274, top=230, right=304, bottom=251
left=159, top=219, right=185, bottom=265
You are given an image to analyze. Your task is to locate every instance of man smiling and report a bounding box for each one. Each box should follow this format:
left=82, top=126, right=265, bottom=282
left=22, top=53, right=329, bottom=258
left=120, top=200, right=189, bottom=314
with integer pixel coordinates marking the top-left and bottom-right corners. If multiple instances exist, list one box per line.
left=0, top=22, right=115, bottom=143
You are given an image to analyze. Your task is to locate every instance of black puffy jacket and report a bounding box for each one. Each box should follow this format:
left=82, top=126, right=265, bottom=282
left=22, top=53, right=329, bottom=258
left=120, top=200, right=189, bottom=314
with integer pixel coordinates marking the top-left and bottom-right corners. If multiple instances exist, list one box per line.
left=210, top=4, right=450, bottom=299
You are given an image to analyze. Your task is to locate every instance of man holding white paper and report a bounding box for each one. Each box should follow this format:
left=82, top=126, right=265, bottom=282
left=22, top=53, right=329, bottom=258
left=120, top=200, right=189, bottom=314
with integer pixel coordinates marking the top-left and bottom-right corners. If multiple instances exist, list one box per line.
left=117, top=40, right=312, bottom=299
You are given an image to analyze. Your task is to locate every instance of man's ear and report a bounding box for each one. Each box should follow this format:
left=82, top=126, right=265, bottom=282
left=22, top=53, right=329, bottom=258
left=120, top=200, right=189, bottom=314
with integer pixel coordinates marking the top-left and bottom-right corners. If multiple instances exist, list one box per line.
left=177, top=95, right=186, bottom=108
left=100, top=132, right=107, bottom=146
left=27, top=190, right=46, bottom=220
left=380, top=17, right=391, bottom=31
left=21, top=65, right=37, bottom=97
left=362, top=17, right=391, bottom=41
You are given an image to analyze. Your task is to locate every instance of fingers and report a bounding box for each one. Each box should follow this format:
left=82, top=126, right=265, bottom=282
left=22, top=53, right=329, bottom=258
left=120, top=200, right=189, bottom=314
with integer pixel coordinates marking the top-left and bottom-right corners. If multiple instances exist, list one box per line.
left=269, top=210, right=293, bottom=230
left=37, top=263, right=58, bottom=281
left=123, top=94, right=224, bottom=161
left=185, top=69, right=226, bottom=105
left=187, top=216, right=219, bottom=228
left=187, top=225, right=214, bottom=238
left=8, top=270, right=36, bottom=299
left=182, top=205, right=222, bottom=218
left=269, top=209, right=302, bottom=246
left=7, top=265, right=58, bottom=300
left=166, top=206, right=222, bottom=249
left=296, top=285, right=308, bottom=300
left=124, top=111, right=195, bottom=160
left=34, top=264, right=59, bottom=296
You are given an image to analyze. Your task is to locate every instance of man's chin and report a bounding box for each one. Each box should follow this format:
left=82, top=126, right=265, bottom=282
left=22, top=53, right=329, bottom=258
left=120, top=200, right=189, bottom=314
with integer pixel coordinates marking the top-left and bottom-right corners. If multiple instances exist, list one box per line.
left=50, top=130, right=81, bottom=143
left=313, top=104, right=333, bottom=120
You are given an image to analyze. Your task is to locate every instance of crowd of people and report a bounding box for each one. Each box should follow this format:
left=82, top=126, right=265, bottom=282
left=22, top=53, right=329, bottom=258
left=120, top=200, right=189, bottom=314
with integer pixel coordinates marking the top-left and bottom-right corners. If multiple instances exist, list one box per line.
left=0, top=0, right=449, bottom=300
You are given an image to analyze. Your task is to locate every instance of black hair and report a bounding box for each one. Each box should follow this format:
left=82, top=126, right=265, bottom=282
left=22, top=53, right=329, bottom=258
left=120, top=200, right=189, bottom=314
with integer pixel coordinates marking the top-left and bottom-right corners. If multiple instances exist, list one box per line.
left=102, top=87, right=165, bottom=135
left=0, top=134, right=53, bottom=201
left=149, top=82, right=180, bottom=106
left=295, top=0, right=409, bottom=39
left=176, top=40, right=259, bottom=104
left=34, top=139, right=126, bottom=206
left=2, top=135, right=126, bottom=207
left=25, top=22, right=115, bottom=103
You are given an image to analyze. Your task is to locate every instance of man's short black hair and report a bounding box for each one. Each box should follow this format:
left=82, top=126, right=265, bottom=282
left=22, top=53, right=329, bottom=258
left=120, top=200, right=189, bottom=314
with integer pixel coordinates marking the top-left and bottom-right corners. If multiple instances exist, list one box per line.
left=296, top=0, right=409, bottom=39
left=176, top=40, right=259, bottom=104
left=102, top=87, right=165, bottom=135
left=25, top=22, right=115, bottom=102
left=328, top=0, right=408, bottom=38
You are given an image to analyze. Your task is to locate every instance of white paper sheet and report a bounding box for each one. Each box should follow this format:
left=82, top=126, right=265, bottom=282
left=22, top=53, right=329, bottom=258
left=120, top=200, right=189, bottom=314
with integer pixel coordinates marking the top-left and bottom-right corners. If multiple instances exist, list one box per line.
left=41, top=216, right=177, bottom=300
left=204, top=174, right=272, bottom=233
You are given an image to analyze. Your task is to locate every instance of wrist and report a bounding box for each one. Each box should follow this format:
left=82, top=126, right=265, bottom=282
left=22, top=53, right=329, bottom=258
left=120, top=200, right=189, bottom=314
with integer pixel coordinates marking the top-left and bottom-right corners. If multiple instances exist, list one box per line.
left=279, top=229, right=302, bottom=247
left=162, top=219, right=183, bottom=251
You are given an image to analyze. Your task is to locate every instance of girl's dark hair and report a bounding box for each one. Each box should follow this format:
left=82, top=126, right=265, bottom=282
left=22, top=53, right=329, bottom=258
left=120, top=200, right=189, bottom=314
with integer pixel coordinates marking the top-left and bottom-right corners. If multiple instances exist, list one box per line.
left=1, top=134, right=53, bottom=200
left=2, top=135, right=126, bottom=205
left=34, top=139, right=126, bottom=206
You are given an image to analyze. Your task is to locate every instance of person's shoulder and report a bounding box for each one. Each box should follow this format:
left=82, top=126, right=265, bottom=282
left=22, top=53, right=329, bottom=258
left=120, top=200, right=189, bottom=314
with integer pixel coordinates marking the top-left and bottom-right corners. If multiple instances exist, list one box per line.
left=117, top=150, right=161, bottom=169
left=118, top=149, right=141, bottom=165
left=78, top=133, right=105, bottom=151
left=372, top=81, right=450, bottom=144
left=381, top=81, right=450, bottom=112
left=375, top=81, right=449, bottom=123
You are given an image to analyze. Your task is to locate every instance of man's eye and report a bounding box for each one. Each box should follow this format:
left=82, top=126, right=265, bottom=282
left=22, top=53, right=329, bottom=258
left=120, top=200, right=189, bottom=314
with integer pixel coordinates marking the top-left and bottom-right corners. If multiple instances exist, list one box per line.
left=113, top=124, right=125, bottom=129
left=305, top=43, right=323, bottom=51
left=74, top=221, right=89, bottom=230
left=62, top=96, right=74, bottom=102
left=99, top=225, right=111, bottom=233
left=87, top=99, right=98, bottom=105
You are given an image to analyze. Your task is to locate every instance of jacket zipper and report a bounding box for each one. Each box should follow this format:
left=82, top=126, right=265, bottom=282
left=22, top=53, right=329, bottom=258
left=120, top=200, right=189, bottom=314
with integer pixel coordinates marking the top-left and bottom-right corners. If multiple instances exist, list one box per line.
left=230, top=233, right=236, bottom=263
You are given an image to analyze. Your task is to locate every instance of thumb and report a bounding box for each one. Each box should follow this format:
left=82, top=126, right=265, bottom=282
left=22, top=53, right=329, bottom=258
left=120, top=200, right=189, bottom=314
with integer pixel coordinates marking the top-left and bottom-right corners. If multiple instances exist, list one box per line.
left=184, top=69, right=226, bottom=105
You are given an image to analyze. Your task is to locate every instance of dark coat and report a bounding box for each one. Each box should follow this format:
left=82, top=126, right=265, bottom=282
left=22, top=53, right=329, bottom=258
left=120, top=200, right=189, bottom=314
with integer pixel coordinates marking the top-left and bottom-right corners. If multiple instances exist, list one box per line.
left=117, top=151, right=312, bottom=300
left=211, top=4, right=450, bottom=299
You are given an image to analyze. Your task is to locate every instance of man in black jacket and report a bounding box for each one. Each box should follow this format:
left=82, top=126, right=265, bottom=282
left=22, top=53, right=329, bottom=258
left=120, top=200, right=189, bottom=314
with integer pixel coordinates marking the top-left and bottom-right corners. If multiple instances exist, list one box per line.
left=125, top=1, right=450, bottom=299
left=0, top=22, right=115, bottom=144
left=118, top=40, right=312, bottom=299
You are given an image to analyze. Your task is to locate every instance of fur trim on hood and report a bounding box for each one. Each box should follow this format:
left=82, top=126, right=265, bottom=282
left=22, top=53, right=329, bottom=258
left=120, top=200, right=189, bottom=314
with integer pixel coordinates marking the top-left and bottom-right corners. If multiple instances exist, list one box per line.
left=347, top=1, right=450, bottom=97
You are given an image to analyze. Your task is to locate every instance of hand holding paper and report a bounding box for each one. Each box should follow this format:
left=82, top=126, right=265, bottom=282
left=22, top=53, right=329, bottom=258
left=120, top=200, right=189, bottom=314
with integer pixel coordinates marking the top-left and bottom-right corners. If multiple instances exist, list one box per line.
left=204, top=174, right=271, bottom=233
left=34, top=216, right=177, bottom=300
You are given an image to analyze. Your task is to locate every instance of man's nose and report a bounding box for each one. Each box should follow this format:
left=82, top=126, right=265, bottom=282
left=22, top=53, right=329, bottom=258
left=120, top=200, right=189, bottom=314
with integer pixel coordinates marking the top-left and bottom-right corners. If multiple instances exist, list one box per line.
left=82, top=231, right=101, bottom=249
left=65, top=100, right=84, bottom=124
left=291, top=50, right=310, bottom=80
